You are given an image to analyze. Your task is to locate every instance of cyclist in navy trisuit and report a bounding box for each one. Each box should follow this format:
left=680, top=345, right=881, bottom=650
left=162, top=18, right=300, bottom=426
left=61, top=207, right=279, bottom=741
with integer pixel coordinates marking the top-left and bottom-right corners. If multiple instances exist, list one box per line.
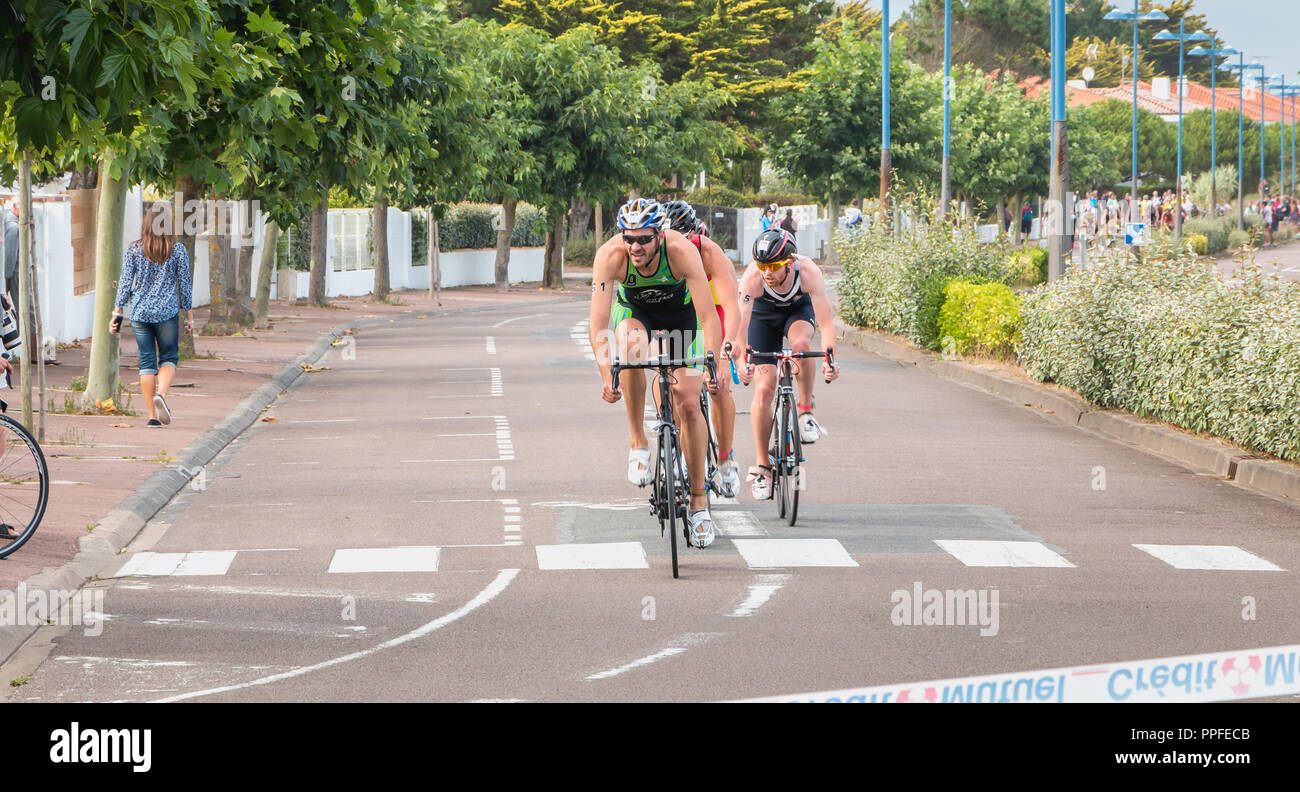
left=734, top=228, right=839, bottom=500
left=588, top=198, right=723, bottom=547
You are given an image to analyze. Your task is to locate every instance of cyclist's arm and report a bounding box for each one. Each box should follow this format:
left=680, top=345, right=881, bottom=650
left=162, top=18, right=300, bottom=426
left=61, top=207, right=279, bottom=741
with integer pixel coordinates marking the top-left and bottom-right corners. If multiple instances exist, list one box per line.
left=799, top=260, right=839, bottom=363
left=734, top=266, right=762, bottom=350
left=666, top=234, right=721, bottom=364
left=589, top=238, right=622, bottom=375
left=700, top=236, right=740, bottom=343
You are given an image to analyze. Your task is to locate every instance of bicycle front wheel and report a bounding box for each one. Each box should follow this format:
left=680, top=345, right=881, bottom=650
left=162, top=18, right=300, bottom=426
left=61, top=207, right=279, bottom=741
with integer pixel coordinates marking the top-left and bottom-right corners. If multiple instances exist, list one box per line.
left=0, top=413, right=50, bottom=558
left=785, top=400, right=802, bottom=526
left=773, top=398, right=789, bottom=519
left=700, top=386, right=719, bottom=496
left=661, top=427, right=680, bottom=579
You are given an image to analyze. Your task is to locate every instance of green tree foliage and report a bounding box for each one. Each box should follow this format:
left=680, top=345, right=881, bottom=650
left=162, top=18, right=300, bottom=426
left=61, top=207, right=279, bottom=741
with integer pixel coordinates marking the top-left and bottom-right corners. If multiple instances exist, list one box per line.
left=1072, top=98, right=1176, bottom=185
left=948, top=66, right=1049, bottom=210
left=768, top=23, right=940, bottom=202
left=901, top=0, right=1050, bottom=78
left=1065, top=35, right=1156, bottom=88
left=1068, top=1, right=1230, bottom=87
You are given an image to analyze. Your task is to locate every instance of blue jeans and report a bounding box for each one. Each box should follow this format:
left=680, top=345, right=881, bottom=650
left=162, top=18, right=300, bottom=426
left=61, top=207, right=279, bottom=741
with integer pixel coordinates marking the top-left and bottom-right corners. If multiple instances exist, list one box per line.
left=131, top=315, right=179, bottom=376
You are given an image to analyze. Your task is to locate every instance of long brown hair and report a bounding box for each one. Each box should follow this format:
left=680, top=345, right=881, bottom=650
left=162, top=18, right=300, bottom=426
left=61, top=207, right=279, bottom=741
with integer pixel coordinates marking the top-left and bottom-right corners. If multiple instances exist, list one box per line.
left=140, top=202, right=173, bottom=264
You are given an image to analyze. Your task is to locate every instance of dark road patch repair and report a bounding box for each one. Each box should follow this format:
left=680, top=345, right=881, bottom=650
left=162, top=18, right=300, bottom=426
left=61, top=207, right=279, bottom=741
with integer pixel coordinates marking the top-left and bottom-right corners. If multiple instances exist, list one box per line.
left=545, top=502, right=1059, bottom=558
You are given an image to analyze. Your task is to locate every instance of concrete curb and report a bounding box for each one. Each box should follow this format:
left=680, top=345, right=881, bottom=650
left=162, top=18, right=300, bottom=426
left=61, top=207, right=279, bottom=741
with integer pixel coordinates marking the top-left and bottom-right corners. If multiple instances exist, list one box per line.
left=835, top=319, right=1300, bottom=502
left=0, top=295, right=585, bottom=666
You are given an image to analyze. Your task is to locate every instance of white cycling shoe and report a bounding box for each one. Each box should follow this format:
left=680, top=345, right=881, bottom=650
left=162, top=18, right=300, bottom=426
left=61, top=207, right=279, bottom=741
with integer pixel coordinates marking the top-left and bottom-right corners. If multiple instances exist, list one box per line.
left=688, top=509, right=715, bottom=548
left=799, top=412, right=824, bottom=444
left=628, top=447, right=651, bottom=486
left=748, top=465, right=773, bottom=500
left=717, top=459, right=741, bottom=498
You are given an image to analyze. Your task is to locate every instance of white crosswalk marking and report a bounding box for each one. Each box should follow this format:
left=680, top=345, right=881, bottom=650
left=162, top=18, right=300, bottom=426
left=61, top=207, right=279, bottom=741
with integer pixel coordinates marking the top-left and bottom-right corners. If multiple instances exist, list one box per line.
left=732, top=539, right=859, bottom=568
left=115, top=551, right=237, bottom=577
left=934, top=540, right=1075, bottom=568
left=536, top=542, right=649, bottom=570
left=713, top=510, right=766, bottom=536
left=1133, top=544, right=1285, bottom=571
left=328, top=547, right=441, bottom=573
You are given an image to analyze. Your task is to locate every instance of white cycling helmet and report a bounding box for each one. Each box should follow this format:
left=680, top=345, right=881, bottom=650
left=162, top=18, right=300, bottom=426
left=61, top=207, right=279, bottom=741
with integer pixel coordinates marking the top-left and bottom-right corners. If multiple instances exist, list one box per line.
left=617, top=198, right=666, bottom=231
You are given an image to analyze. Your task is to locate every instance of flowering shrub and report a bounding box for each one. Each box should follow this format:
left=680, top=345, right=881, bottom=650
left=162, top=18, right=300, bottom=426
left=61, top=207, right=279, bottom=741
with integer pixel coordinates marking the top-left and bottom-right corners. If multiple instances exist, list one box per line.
left=1019, top=250, right=1300, bottom=461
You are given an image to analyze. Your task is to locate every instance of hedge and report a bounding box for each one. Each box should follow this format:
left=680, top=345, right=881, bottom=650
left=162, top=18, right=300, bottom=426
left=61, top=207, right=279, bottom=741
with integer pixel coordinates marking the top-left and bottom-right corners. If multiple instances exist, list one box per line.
left=833, top=212, right=1011, bottom=349
left=937, top=280, right=1021, bottom=358
left=1019, top=251, right=1300, bottom=461
left=433, top=203, right=547, bottom=252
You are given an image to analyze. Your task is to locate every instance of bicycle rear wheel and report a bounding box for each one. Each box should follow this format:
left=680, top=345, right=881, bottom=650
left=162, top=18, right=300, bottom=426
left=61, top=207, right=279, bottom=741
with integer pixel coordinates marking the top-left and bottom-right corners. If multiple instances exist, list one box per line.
left=0, top=413, right=50, bottom=558
left=661, top=427, right=680, bottom=579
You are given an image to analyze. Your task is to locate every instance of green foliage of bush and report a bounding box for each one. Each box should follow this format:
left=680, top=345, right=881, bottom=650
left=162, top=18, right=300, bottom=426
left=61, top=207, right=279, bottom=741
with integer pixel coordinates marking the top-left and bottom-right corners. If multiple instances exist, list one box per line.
left=563, top=230, right=618, bottom=269
left=436, top=203, right=547, bottom=252
left=1019, top=251, right=1300, bottom=461
left=937, top=280, right=1021, bottom=357
left=686, top=185, right=751, bottom=208
left=1184, top=215, right=1232, bottom=254
left=1186, top=233, right=1208, bottom=256
left=917, top=272, right=991, bottom=349
left=752, top=192, right=821, bottom=208
left=1005, top=246, right=1048, bottom=287
left=1227, top=229, right=1251, bottom=249
left=834, top=202, right=1012, bottom=348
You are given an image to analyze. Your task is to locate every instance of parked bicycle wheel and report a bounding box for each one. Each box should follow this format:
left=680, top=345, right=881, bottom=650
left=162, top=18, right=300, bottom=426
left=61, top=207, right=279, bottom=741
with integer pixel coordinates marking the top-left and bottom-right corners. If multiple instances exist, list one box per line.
left=0, top=413, right=50, bottom=558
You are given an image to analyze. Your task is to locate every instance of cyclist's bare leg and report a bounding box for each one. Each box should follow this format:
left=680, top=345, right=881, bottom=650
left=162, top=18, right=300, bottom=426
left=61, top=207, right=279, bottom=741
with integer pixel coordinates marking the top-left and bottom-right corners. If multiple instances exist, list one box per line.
left=787, top=319, right=816, bottom=410
left=713, top=374, right=736, bottom=461
left=670, top=368, right=709, bottom=512
left=750, top=364, right=778, bottom=467
left=616, top=318, right=650, bottom=450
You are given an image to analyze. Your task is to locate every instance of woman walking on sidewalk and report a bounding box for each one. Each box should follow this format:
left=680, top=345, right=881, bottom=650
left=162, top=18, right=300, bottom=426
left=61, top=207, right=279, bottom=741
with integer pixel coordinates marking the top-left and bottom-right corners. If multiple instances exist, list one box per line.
left=109, top=203, right=194, bottom=428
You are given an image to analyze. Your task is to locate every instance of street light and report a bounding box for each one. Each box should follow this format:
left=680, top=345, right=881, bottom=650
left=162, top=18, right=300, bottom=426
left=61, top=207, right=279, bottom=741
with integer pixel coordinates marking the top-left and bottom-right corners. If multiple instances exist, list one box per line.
left=881, top=0, right=891, bottom=215
left=1105, top=3, right=1168, bottom=224
left=1268, top=83, right=1300, bottom=201
left=1222, top=58, right=1264, bottom=229
left=1048, top=0, right=1067, bottom=280
left=1188, top=39, right=1238, bottom=217
left=1153, top=24, right=1209, bottom=239
left=1266, top=76, right=1294, bottom=199
left=940, top=0, right=952, bottom=220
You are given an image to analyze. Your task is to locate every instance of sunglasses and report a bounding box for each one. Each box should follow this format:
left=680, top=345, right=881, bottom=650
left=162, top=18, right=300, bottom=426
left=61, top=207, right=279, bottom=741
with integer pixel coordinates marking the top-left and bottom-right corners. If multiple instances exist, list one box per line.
left=755, top=257, right=790, bottom=272
left=622, top=232, right=657, bottom=246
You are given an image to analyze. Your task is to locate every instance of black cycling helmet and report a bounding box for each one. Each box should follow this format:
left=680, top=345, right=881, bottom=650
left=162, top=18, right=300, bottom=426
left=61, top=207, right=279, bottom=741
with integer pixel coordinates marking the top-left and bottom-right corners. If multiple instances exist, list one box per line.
left=752, top=228, right=796, bottom=264
left=661, top=200, right=697, bottom=234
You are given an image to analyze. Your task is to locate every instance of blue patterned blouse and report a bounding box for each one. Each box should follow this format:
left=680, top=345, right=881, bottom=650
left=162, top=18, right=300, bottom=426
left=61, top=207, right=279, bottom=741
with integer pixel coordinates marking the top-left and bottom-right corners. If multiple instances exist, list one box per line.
left=115, top=241, right=193, bottom=324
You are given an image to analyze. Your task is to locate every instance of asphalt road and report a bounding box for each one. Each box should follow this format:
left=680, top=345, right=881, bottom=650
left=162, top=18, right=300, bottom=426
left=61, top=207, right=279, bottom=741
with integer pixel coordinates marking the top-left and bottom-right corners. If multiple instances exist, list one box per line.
left=5, top=299, right=1299, bottom=702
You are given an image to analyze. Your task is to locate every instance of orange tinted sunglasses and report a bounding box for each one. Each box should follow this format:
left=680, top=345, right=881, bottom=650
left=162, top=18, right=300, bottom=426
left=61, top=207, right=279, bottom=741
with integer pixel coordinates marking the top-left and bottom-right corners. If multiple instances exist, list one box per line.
left=755, top=257, right=791, bottom=272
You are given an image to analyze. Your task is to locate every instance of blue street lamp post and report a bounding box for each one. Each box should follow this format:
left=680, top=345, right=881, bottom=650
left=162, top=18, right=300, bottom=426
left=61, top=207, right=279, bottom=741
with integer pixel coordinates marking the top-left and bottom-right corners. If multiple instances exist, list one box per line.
left=1223, top=58, right=1264, bottom=229
left=1049, top=0, right=1068, bottom=279
left=940, top=0, right=952, bottom=219
left=1153, top=24, right=1208, bottom=239
left=881, top=0, right=891, bottom=215
left=1265, top=77, right=1296, bottom=200
left=1105, top=4, right=1168, bottom=226
left=1188, top=39, right=1238, bottom=217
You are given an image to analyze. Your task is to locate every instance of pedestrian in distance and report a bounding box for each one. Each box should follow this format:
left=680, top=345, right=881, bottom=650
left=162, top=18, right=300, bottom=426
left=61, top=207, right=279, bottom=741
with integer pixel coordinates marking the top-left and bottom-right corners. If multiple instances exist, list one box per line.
left=779, top=208, right=798, bottom=238
left=3, top=200, right=19, bottom=313
left=110, top=202, right=195, bottom=428
left=761, top=204, right=778, bottom=232
left=842, top=198, right=863, bottom=229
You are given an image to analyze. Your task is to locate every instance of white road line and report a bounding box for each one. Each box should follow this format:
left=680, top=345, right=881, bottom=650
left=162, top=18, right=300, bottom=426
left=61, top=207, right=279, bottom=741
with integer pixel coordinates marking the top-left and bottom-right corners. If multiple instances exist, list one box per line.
left=153, top=569, right=520, bottom=702
left=729, top=574, right=792, bottom=617
left=115, top=551, right=238, bottom=577
left=486, top=337, right=497, bottom=355
left=1133, top=544, right=1285, bottom=571
left=536, top=542, right=649, bottom=570
left=401, top=458, right=509, bottom=463
left=492, top=312, right=549, bottom=328
left=436, top=433, right=496, bottom=437
left=936, top=540, right=1075, bottom=568
left=586, top=633, right=717, bottom=681
left=732, top=539, right=858, bottom=568
left=328, top=547, right=441, bottom=573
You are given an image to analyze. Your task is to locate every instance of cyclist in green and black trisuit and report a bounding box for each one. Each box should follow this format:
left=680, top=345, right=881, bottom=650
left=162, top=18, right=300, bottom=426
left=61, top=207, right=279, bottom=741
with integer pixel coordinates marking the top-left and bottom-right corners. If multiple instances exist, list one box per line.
left=589, top=198, right=723, bottom=548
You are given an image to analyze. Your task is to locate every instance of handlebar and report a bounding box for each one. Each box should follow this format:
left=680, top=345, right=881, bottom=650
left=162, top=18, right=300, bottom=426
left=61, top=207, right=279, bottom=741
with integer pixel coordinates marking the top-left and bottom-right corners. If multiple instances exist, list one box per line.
left=611, top=351, right=717, bottom=393
left=744, top=347, right=837, bottom=384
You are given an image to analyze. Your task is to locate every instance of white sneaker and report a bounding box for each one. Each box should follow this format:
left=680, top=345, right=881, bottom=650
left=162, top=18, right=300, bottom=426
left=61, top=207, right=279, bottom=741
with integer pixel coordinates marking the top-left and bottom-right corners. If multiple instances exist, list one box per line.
left=688, top=509, right=715, bottom=548
left=799, top=412, right=822, bottom=444
left=748, top=465, right=772, bottom=500
left=627, top=447, right=651, bottom=486
left=718, top=458, right=741, bottom=498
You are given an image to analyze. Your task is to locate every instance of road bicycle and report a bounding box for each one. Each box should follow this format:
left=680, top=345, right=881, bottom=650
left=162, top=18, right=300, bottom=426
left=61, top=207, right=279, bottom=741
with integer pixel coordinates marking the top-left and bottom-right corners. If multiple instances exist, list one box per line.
left=745, top=348, right=833, bottom=526
left=698, top=343, right=741, bottom=499
left=0, top=397, right=51, bottom=558
left=612, top=333, right=716, bottom=579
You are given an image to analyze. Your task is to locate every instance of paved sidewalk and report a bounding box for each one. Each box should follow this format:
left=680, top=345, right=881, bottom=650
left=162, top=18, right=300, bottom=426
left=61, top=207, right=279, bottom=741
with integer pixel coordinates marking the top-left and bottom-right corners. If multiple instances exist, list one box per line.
left=1, top=281, right=587, bottom=589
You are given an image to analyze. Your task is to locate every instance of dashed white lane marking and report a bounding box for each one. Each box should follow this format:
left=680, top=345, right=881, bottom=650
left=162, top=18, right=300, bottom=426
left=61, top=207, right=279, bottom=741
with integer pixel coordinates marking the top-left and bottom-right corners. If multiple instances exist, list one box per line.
left=492, top=312, right=549, bottom=328
left=152, top=569, right=520, bottom=702
left=729, top=574, right=791, bottom=617
left=536, top=542, right=649, bottom=570
left=115, top=551, right=238, bottom=577
left=436, top=433, right=496, bottom=437
left=732, top=539, right=858, bottom=568
left=713, top=511, right=766, bottom=536
left=327, top=547, right=441, bottom=573
left=1133, top=544, right=1285, bottom=571
left=571, top=320, right=596, bottom=361
left=713, top=495, right=740, bottom=505
left=485, top=336, right=496, bottom=355
left=935, top=540, right=1075, bottom=568
left=585, top=633, right=717, bottom=681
